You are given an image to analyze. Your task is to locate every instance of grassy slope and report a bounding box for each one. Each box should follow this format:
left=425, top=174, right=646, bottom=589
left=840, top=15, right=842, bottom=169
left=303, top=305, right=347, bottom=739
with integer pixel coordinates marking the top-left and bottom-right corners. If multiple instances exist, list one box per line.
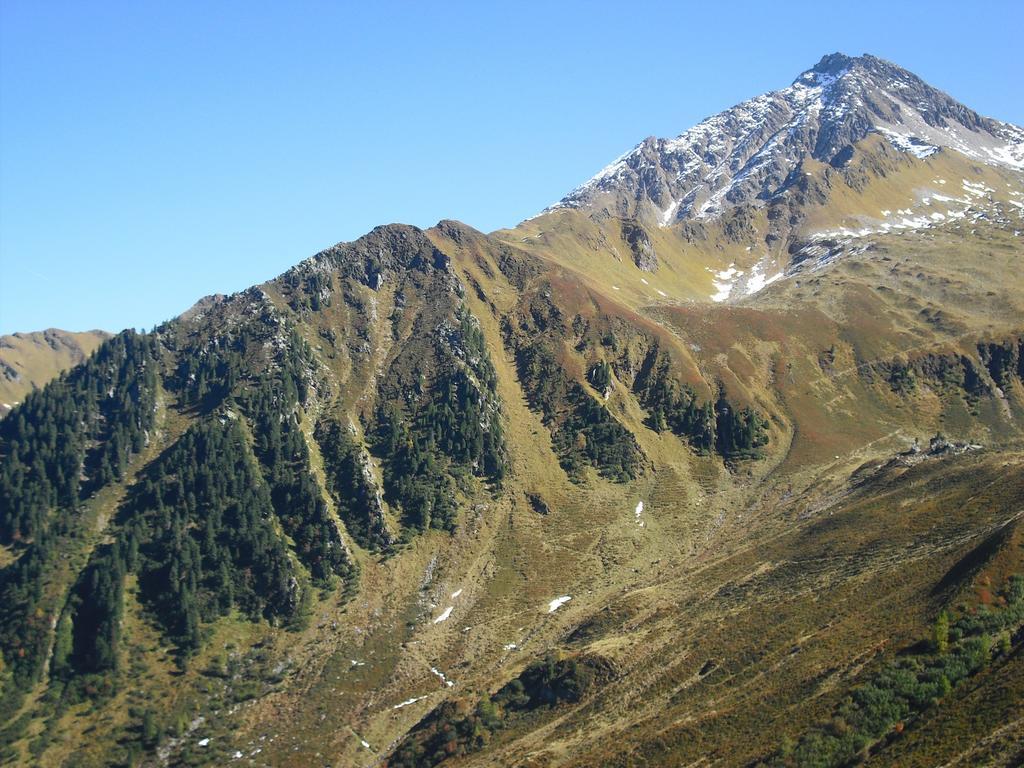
left=0, top=329, right=110, bottom=416
left=235, top=194, right=1022, bottom=765
left=13, top=140, right=1024, bottom=766
left=495, top=139, right=1023, bottom=313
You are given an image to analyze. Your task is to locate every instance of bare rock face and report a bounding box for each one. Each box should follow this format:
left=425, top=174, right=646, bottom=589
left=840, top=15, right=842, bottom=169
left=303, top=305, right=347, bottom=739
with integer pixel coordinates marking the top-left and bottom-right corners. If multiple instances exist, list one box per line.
left=357, top=445, right=397, bottom=550
left=621, top=221, right=658, bottom=271
left=545, top=53, right=1024, bottom=227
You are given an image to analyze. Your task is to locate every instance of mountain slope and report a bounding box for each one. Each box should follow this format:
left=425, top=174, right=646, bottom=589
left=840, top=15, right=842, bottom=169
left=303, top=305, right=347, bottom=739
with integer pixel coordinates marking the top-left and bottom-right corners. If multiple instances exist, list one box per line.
left=0, top=329, right=111, bottom=417
left=548, top=53, right=1023, bottom=224
left=501, top=53, right=1024, bottom=308
left=1, top=53, right=1023, bottom=768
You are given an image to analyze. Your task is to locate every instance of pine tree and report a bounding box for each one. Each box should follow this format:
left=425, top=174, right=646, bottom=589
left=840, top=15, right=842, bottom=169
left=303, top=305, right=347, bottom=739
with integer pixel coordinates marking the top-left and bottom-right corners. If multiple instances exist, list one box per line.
left=933, top=610, right=950, bottom=654
left=141, top=709, right=160, bottom=747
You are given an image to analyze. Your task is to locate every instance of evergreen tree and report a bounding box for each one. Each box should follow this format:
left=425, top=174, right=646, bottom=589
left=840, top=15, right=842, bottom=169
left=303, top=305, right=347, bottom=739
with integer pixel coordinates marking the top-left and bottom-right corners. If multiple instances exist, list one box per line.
left=933, top=610, right=950, bottom=654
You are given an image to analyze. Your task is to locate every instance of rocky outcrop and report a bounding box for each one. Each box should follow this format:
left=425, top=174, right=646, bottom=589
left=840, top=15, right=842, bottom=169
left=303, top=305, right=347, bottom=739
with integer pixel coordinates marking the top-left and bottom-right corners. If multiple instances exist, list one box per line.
left=867, top=337, right=1024, bottom=404
left=621, top=221, right=658, bottom=271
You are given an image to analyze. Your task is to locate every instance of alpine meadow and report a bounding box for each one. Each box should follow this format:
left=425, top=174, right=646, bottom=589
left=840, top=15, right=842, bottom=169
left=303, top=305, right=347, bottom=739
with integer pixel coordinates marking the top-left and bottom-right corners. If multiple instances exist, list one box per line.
left=3, top=46, right=1024, bottom=768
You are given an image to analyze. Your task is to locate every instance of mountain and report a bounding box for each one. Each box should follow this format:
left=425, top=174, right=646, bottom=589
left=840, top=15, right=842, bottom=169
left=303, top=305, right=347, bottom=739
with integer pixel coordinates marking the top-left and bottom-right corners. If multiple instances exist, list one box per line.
left=0, top=329, right=111, bottom=418
left=508, top=53, right=1024, bottom=304
left=549, top=53, right=1023, bottom=225
left=1, top=54, right=1023, bottom=768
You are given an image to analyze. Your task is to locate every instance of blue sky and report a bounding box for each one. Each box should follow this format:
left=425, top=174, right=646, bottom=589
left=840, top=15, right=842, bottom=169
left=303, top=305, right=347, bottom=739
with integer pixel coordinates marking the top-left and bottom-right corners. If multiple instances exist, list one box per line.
left=2, top=1, right=1022, bottom=334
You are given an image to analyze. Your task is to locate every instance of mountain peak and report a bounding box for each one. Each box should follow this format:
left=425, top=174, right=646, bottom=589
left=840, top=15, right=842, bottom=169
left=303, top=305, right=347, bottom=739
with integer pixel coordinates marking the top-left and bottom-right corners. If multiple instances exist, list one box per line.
left=808, top=51, right=892, bottom=74
left=809, top=51, right=858, bottom=75
left=799, top=52, right=924, bottom=98
left=543, top=53, right=1024, bottom=226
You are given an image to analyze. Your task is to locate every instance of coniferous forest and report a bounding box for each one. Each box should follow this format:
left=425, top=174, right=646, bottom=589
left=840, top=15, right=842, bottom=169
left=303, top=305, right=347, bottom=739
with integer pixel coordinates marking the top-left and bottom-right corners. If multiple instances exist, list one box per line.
left=7, top=32, right=1024, bottom=768
left=0, top=231, right=780, bottom=765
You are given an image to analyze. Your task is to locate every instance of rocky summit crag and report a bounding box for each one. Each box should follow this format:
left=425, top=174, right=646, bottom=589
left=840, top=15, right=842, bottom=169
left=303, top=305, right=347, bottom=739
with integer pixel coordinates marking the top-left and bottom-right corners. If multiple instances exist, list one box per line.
left=1, top=53, right=1023, bottom=768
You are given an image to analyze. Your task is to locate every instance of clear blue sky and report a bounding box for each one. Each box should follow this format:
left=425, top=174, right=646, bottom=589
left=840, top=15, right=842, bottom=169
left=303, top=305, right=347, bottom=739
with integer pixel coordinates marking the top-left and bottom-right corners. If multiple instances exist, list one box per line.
left=2, top=1, right=1022, bottom=334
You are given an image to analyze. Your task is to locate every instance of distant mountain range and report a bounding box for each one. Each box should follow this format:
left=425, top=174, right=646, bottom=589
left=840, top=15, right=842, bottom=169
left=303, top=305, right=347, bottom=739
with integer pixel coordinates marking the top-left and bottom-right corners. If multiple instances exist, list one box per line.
left=2, top=54, right=1023, bottom=768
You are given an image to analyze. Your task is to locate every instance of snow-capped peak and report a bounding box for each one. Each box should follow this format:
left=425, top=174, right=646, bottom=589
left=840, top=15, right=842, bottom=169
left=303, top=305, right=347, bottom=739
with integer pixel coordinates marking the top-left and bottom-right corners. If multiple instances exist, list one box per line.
left=541, top=54, right=1024, bottom=225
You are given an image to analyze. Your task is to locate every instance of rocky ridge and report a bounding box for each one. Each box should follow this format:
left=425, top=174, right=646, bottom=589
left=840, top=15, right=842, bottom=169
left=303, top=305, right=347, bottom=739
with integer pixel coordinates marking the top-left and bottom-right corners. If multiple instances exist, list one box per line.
left=548, top=53, right=1024, bottom=226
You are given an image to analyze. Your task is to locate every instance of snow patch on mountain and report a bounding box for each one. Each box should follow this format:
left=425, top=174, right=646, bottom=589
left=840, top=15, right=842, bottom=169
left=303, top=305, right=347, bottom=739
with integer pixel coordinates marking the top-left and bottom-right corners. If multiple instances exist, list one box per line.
left=744, top=259, right=784, bottom=295
left=875, top=127, right=939, bottom=159
left=791, top=181, right=1022, bottom=275
left=711, top=265, right=742, bottom=302
left=547, top=596, right=572, bottom=613
left=393, top=695, right=429, bottom=710
left=433, top=606, right=453, bottom=624
left=430, top=666, right=455, bottom=688
left=707, top=257, right=785, bottom=303
left=659, top=200, right=681, bottom=227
